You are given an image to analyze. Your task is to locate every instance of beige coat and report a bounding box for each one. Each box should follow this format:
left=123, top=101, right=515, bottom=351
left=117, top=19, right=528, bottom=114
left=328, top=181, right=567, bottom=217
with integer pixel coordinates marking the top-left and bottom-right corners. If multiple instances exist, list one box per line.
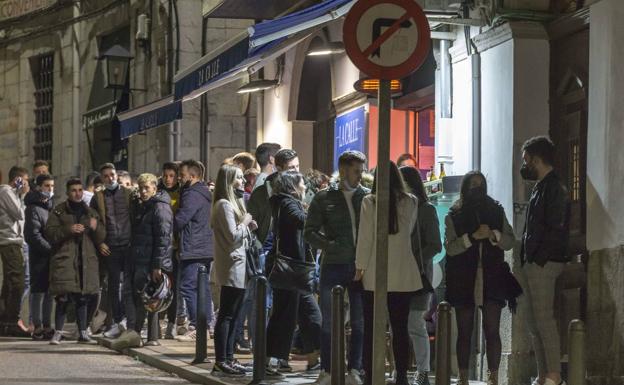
left=355, top=194, right=423, bottom=292
left=211, top=200, right=248, bottom=289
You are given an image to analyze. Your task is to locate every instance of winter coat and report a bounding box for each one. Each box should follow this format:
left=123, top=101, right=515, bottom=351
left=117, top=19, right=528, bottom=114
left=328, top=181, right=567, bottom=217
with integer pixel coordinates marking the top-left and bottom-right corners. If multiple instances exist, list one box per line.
left=90, top=185, right=135, bottom=246
left=0, top=184, right=25, bottom=246
left=130, top=191, right=173, bottom=272
left=444, top=197, right=517, bottom=308
left=211, top=199, right=248, bottom=289
left=247, top=173, right=277, bottom=245
left=356, top=194, right=423, bottom=292
left=174, top=181, right=214, bottom=260
left=411, top=202, right=442, bottom=310
left=269, top=193, right=310, bottom=267
left=521, top=171, right=570, bottom=266
left=304, top=183, right=369, bottom=265
left=45, top=200, right=106, bottom=295
left=24, top=191, right=54, bottom=293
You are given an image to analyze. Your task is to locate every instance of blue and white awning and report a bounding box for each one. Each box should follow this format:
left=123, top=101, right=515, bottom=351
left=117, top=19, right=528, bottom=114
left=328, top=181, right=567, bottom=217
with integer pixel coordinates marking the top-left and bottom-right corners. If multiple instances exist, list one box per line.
left=173, top=0, right=354, bottom=101
left=118, top=96, right=182, bottom=139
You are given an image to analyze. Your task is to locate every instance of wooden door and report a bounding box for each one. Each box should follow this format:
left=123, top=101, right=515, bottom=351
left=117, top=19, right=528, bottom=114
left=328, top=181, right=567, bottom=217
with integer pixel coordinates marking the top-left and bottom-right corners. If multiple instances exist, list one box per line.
left=549, top=15, right=589, bottom=355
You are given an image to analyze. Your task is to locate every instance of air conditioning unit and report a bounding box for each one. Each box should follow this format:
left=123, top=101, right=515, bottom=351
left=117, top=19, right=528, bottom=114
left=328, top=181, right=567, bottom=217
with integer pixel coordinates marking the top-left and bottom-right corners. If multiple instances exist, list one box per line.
left=502, top=0, right=550, bottom=11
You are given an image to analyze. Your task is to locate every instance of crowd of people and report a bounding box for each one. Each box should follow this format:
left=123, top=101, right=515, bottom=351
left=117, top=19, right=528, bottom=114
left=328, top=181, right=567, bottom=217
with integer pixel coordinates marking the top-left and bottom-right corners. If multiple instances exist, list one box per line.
left=0, top=136, right=570, bottom=385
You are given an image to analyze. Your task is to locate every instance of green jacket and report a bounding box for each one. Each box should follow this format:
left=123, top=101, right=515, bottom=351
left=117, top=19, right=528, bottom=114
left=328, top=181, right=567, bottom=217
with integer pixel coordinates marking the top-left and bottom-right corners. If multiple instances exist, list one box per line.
left=304, top=183, right=369, bottom=265
left=45, top=201, right=106, bottom=295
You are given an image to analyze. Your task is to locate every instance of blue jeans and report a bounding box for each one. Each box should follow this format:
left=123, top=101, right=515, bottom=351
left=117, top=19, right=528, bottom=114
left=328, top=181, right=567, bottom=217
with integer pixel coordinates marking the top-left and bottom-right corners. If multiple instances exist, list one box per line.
left=319, top=263, right=364, bottom=372
left=179, top=259, right=213, bottom=328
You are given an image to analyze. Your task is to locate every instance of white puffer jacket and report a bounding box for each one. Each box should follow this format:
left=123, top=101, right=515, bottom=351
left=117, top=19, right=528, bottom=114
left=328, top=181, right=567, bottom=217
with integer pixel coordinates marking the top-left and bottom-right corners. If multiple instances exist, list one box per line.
left=0, top=185, right=25, bottom=246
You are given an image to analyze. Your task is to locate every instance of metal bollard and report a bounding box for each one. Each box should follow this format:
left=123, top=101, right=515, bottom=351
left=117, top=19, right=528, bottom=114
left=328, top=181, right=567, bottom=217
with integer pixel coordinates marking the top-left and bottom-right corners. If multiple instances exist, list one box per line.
left=331, top=286, right=345, bottom=385
left=568, top=319, right=586, bottom=385
left=250, top=276, right=268, bottom=385
left=192, top=264, right=209, bottom=364
left=147, top=311, right=160, bottom=342
left=435, top=301, right=452, bottom=385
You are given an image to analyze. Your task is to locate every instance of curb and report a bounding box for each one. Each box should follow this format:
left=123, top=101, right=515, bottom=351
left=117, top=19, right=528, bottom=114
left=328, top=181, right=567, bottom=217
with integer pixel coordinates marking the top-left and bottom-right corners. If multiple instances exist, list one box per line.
left=96, top=337, right=229, bottom=385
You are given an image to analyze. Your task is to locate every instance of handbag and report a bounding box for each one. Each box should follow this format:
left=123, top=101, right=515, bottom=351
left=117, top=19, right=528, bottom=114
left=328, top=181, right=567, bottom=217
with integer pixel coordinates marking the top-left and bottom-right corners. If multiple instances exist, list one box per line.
left=245, top=229, right=262, bottom=279
left=414, top=214, right=434, bottom=294
left=268, top=206, right=316, bottom=294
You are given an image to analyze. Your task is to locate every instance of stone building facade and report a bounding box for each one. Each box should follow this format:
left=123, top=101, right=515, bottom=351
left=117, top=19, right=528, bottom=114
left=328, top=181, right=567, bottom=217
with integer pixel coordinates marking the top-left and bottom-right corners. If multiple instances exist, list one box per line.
left=0, top=0, right=252, bottom=183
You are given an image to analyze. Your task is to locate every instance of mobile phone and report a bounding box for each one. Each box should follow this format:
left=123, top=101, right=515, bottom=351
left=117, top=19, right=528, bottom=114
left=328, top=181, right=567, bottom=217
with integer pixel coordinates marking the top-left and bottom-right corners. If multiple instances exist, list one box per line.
left=15, top=177, right=23, bottom=190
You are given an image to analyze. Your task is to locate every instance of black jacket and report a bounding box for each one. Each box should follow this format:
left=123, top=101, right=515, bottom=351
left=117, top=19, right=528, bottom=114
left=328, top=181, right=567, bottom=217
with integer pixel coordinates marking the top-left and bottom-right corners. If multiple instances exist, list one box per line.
left=24, top=191, right=54, bottom=293
left=270, top=193, right=309, bottom=264
left=521, top=171, right=570, bottom=266
left=174, top=181, right=214, bottom=260
left=248, top=173, right=278, bottom=245
left=131, top=191, right=173, bottom=272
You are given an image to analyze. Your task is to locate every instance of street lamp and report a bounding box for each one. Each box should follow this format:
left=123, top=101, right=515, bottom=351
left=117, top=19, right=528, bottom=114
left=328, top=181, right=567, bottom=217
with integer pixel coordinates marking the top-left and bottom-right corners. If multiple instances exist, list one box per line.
left=307, top=40, right=345, bottom=56
left=237, top=79, right=279, bottom=94
left=98, top=45, right=133, bottom=89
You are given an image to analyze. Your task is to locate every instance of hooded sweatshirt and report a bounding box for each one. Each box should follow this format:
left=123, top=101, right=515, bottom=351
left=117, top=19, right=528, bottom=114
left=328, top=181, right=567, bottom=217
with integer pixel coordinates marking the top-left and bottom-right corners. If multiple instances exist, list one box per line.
left=0, top=184, right=26, bottom=246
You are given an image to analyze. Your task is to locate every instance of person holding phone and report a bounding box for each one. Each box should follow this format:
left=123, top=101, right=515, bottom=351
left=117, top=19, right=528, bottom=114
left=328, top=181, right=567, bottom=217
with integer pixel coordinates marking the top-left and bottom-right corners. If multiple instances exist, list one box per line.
left=0, top=166, right=30, bottom=337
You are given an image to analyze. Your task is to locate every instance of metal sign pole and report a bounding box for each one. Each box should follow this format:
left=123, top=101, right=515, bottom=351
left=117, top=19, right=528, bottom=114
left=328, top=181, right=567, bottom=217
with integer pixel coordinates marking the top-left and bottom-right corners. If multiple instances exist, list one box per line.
left=372, top=78, right=391, bottom=385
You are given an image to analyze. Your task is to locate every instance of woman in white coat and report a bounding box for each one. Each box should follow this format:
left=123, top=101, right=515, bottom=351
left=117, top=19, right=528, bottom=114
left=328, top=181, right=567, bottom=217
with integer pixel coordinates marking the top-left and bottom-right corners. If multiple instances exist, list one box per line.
left=211, top=164, right=257, bottom=377
left=355, top=161, right=423, bottom=385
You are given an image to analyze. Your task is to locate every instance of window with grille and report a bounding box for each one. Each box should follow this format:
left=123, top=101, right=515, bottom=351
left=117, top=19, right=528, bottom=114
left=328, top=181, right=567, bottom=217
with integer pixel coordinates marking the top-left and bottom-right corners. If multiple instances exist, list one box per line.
left=32, top=54, right=54, bottom=169
left=570, top=140, right=580, bottom=202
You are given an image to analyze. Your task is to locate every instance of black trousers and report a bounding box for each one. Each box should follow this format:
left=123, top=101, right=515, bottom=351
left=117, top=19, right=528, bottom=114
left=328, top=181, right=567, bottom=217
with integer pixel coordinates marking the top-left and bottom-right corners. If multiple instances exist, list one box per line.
left=266, top=288, right=322, bottom=360
left=214, top=286, right=246, bottom=362
left=363, top=290, right=414, bottom=385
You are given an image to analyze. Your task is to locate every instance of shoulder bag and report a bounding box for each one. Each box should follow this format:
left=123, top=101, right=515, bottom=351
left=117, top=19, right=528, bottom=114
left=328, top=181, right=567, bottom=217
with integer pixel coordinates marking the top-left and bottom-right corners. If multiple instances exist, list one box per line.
left=268, top=206, right=316, bottom=294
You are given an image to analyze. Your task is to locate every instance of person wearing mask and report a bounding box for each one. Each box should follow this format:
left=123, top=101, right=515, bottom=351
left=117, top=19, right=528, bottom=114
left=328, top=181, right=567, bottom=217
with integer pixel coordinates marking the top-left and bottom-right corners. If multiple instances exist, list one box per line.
left=518, top=136, right=570, bottom=385
left=400, top=167, right=442, bottom=385
left=111, top=173, right=173, bottom=349
left=90, top=163, right=135, bottom=338
left=243, top=148, right=300, bottom=358
left=253, top=142, right=281, bottom=191
left=444, top=171, right=517, bottom=385
left=305, top=151, right=369, bottom=385
left=265, top=171, right=322, bottom=372
left=355, top=162, right=423, bottom=385
left=82, top=172, right=101, bottom=206
left=29, top=160, right=50, bottom=190
left=174, top=160, right=214, bottom=342
left=46, top=178, right=105, bottom=344
left=24, top=174, right=56, bottom=340
left=158, top=161, right=187, bottom=339
left=210, top=164, right=257, bottom=377
left=397, top=153, right=418, bottom=169
left=0, top=166, right=30, bottom=336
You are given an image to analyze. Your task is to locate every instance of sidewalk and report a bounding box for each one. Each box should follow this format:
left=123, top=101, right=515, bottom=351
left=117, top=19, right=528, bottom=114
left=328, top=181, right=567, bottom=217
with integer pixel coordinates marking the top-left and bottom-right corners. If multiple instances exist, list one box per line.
left=97, top=336, right=321, bottom=385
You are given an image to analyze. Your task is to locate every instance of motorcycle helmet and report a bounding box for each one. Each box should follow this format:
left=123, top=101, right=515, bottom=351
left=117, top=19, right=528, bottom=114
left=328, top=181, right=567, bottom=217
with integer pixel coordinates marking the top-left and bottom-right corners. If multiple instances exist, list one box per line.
left=141, top=273, right=173, bottom=313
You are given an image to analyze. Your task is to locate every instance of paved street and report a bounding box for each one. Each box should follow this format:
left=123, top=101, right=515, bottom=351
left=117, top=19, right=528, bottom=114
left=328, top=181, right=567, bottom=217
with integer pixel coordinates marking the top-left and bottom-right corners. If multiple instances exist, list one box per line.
left=0, top=337, right=191, bottom=385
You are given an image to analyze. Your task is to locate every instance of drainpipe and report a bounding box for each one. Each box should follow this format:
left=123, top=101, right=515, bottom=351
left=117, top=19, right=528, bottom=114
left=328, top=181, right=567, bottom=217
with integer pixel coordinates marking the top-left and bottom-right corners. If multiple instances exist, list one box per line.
left=72, top=2, right=82, bottom=177
left=463, top=3, right=481, bottom=171
left=168, top=0, right=181, bottom=161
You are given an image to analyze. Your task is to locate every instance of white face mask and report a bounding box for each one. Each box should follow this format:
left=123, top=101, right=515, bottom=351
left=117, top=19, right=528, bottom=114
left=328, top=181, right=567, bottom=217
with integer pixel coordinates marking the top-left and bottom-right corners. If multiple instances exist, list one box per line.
left=42, top=191, right=54, bottom=199
left=105, top=181, right=119, bottom=191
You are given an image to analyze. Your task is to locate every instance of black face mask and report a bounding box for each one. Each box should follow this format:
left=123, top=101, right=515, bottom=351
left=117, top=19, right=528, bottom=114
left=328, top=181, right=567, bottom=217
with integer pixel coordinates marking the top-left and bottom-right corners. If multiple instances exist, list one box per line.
left=234, top=189, right=245, bottom=199
left=182, top=180, right=191, bottom=189
left=520, top=164, right=538, bottom=181
left=465, top=185, right=486, bottom=204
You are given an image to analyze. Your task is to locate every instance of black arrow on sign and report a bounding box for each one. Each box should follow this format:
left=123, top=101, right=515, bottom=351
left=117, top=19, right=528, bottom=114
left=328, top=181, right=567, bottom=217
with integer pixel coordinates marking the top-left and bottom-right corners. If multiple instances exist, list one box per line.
left=370, top=18, right=412, bottom=58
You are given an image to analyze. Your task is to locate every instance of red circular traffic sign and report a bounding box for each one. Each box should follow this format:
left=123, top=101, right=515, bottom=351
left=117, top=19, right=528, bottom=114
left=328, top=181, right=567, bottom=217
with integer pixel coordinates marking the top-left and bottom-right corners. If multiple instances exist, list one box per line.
left=343, top=0, right=431, bottom=80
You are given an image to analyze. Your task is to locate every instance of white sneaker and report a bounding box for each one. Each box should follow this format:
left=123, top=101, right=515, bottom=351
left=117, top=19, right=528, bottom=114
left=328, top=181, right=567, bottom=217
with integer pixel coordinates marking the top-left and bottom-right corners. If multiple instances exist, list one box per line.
left=104, top=323, right=124, bottom=339
left=314, top=371, right=331, bottom=385
left=346, top=369, right=364, bottom=385
left=544, top=379, right=566, bottom=385
left=175, top=327, right=197, bottom=342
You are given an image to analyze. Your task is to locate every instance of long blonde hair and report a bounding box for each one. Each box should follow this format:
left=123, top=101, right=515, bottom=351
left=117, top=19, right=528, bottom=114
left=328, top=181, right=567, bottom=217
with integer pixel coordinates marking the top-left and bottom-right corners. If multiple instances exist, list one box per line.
left=211, top=164, right=246, bottom=226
